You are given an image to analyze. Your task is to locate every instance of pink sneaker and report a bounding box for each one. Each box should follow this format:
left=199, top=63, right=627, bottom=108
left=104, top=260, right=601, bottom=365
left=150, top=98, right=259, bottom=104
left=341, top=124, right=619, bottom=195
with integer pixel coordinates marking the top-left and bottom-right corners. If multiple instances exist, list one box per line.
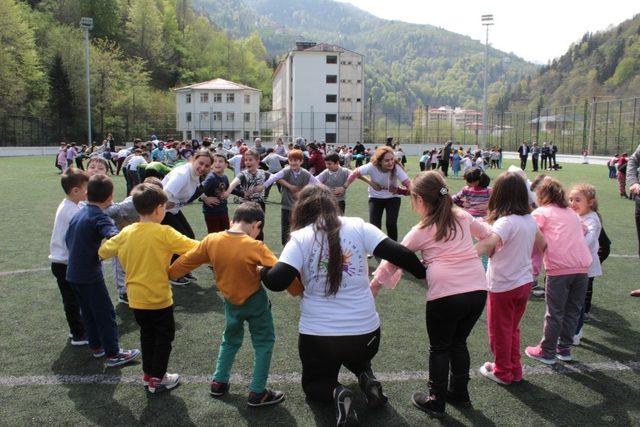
left=555, top=347, right=572, bottom=362
left=525, top=346, right=556, bottom=365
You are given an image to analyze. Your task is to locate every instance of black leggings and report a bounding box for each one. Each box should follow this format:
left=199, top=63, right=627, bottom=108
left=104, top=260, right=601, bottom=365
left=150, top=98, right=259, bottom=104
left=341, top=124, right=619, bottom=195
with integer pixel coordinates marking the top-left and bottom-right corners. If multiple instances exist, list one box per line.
left=368, top=197, right=401, bottom=241
left=299, top=328, right=381, bottom=402
left=426, top=290, right=486, bottom=387
left=162, top=211, right=195, bottom=263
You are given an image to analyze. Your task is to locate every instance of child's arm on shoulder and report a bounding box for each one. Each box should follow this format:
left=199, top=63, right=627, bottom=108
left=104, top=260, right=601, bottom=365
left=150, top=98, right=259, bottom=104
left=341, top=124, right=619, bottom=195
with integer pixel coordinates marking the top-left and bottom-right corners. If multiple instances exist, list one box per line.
left=475, top=232, right=501, bottom=257
left=534, top=229, right=547, bottom=253
left=98, top=232, right=122, bottom=260
left=167, top=236, right=208, bottom=280
left=470, top=215, right=492, bottom=240
left=257, top=243, right=304, bottom=296
left=97, top=214, right=119, bottom=240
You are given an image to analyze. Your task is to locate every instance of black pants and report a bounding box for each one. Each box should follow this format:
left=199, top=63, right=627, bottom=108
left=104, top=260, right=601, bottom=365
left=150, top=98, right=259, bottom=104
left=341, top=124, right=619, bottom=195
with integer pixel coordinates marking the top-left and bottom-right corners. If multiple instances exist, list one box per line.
left=355, top=157, right=364, bottom=168
left=635, top=197, right=640, bottom=257
left=257, top=201, right=265, bottom=241
left=338, top=200, right=346, bottom=215
left=584, top=277, right=594, bottom=313
left=51, top=263, right=85, bottom=338
left=551, top=154, right=557, bottom=167
left=541, top=156, right=548, bottom=170
left=419, top=162, right=426, bottom=171
left=281, top=208, right=292, bottom=246
left=520, top=156, right=527, bottom=170
left=440, top=161, right=449, bottom=177
left=299, top=328, right=381, bottom=402
left=133, top=306, right=175, bottom=378
left=426, top=290, right=486, bottom=387
left=75, top=156, right=85, bottom=170
left=532, top=156, right=539, bottom=172
left=162, top=211, right=196, bottom=263
left=368, top=197, right=401, bottom=241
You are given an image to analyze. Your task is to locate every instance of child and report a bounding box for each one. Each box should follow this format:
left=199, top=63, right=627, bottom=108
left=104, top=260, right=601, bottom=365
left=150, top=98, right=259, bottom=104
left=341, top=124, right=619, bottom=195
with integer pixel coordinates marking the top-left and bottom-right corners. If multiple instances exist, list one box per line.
left=419, top=151, right=429, bottom=172
left=49, top=168, right=90, bottom=345
left=65, top=174, right=140, bottom=367
left=316, top=152, right=350, bottom=214
left=222, top=149, right=270, bottom=241
left=475, top=172, right=545, bottom=385
left=525, top=177, right=592, bottom=364
left=451, top=150, right=461, bottom=178
left=168, top=202, right=302, bottom=406
left=260, top=149, right=320, bottom=245
left=617, top=152, right=629, bottom=198
left=99, top=183, right=198, bottom=393
left=569, top=184, right=603, bottom=345
left=371, top=171, right=491, bottom=417
left=86, top=156, right=109, bottom=176
left=452, top=167, right=492, bottom=218
left=57, top=144, right=68, bottom=172
left=202, top=154, right=231, bottom=233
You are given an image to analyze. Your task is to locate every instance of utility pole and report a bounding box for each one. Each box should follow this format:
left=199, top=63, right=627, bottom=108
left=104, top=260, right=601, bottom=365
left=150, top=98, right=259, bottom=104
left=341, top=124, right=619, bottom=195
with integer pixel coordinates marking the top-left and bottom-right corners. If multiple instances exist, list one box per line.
left=481, top=14, right=494, bottom=149
left=80, top=17, right=93, bottom=146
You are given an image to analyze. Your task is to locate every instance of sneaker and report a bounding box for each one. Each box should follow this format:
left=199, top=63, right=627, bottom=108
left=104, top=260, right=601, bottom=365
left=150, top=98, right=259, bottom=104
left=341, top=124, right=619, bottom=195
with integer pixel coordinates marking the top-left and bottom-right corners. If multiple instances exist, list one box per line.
left=411, top=391, right=445, bottom=418
left=209, top=380, right=230, bottom=397
left=92, top=348, right=106, bottom=358
left=247, top=388, right=285, bottom=407
left=556, top=347, right=572, bottom=362
left=358, top=371, right=388, bottom=408
left=525, top=346, right=555, bottom=365
left=532, top=288, right=546, bottom=297
left=148, top=373, right=180, bottom=394
left=70, top=335, right=89, bottom=346
left=117, top=293, right=129, bottom=305
left=143, top=373, right=151, bottom=388
left=573, top=328, right=583, bottom=346
left=185, top=273, right=197, bottom=282
left=169, top=277, right=191, bottom=286
left=105, top=349, right=141, bottom=368
left=334, top=385, right=356, bottom=426
left=479, top=362, right=509, bottom=385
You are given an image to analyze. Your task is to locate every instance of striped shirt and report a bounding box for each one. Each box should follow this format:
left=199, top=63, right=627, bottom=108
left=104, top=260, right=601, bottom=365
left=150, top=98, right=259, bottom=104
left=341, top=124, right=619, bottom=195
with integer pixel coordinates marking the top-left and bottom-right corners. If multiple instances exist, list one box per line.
left=452, top=185, right=492, bottom=218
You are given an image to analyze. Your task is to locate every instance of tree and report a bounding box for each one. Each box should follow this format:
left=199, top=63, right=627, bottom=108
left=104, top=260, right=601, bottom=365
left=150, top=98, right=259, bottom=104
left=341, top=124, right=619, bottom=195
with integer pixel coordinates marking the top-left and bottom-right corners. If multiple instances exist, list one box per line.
left=125, top=0, right=163, bottom=63
left=48, top=53, right=75, bottom=134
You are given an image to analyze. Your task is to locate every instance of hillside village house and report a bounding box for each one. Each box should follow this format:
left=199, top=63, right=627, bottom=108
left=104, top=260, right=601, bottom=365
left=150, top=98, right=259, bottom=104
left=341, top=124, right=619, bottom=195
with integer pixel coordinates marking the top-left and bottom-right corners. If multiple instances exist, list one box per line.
left=174, top=78, right=261, bottom=142
left=272, top=42, right=364, bottom=145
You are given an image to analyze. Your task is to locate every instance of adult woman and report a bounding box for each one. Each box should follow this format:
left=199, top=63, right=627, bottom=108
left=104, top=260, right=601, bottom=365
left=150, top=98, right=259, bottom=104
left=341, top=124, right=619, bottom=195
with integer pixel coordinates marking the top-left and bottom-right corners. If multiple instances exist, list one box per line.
left=345, top=146, right=410, bottom=241
left=261, top=185, right=425, bottom=426
left=161, top=149, right=213, bottom=285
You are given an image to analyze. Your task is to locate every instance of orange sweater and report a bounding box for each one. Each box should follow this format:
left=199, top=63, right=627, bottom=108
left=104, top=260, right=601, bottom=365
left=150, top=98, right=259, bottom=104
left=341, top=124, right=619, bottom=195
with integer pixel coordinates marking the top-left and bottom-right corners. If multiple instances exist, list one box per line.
left=168, top=231, right=302, bottom=305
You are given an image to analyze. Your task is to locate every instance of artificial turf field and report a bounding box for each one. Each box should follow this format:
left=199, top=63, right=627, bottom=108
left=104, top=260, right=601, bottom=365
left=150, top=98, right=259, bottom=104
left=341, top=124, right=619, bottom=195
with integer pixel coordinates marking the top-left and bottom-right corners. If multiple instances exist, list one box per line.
left=0, top=155, right=639, bottom=426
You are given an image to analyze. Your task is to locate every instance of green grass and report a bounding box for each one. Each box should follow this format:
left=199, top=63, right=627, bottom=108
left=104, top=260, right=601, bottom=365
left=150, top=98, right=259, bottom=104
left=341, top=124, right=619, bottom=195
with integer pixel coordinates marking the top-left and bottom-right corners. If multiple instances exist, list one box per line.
left=0, top=156, right=639, bottom=425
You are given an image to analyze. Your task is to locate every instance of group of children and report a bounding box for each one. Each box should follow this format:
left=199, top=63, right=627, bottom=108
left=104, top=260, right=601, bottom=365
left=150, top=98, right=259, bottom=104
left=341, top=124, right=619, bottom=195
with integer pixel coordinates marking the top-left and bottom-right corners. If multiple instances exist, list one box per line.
left=48, top=138, right=609, bottom=420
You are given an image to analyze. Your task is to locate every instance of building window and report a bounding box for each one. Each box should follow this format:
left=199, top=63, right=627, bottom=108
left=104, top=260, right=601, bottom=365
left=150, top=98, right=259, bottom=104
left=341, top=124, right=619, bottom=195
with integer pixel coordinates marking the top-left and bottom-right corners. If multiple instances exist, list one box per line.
left=340, top=115, right=353, bottom=121
left=340, top=97, right=352, bottom=102
left=356, top=98, right=362, bottom=102
left=213, top=93, right=222, bottom=103
left=325, top=114, right=337, bottom=123
left=226, top=112, right=235, bottom=121
left=200, top=93, right=209, bottom=103
left=326, top=94, right=337, bottom=103
left=340, top=79, right=352, bottom=84
left=185, top=93, right=191, bottom=104
left=357, top=61, right=362, bottom=66
left=186, top=131, right=192, bottom=140
left=244, top=131, right=250, bottom=140
left=326, top=55, right=337, bottom=64
left=226, top=93, right=235, bottom=103
left=340, top=60, right=352, bottom=65
left=186, top=112, right=192, bottom=122
left=213, top=112, right=222, bottom=121
left=325, top=133, right=336, bottom=143
left=244, top=94, right=251, bottom=104
left=326, top=75, right=337, bottom=84
left=357, top=79, right=362, bottom=84
left=253, top=131, right=259, bottom=137
left=244, top=113, right=251, bottom=122
left=199, top=112, right=209, bottom=122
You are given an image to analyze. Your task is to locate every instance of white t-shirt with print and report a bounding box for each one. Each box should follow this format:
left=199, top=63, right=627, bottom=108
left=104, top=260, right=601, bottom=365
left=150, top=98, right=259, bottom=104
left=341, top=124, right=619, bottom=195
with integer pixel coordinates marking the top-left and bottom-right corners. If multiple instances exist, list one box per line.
left=279, top=216, right=387, bottom=336
left=162, top=163, right=200, bottom=214
left=357, top=163, right=409, bottom=199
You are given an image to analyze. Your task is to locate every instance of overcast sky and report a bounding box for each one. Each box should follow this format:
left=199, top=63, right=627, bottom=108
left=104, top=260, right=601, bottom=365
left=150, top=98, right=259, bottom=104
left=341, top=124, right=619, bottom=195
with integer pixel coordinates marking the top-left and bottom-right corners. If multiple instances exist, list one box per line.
left=336, top=0, right=639, bottom=64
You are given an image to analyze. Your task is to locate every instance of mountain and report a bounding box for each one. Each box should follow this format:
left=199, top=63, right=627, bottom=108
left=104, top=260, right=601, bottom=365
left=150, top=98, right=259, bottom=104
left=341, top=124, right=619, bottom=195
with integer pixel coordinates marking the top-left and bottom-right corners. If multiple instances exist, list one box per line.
left=504, top=14, right=640, bottom=110
left=193, top=0, right=537, bottom=113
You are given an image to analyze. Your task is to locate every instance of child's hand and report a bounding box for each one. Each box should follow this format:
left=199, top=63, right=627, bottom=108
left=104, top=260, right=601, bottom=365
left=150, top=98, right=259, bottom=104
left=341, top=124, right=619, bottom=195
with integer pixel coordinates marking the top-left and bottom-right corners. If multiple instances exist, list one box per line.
left=370, top=279, right=382, bottom=297
left=203, top=196, right=220, bottom=206
left=370, top=182, right=383, bottom=191
left=219, top=191, right=229, bottom=200
left=332, top=187, right=345, bottom=197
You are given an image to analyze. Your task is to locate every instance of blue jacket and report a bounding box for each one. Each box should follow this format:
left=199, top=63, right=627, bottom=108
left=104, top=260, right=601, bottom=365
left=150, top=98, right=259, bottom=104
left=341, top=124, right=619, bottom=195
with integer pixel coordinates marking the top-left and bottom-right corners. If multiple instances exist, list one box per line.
left=65, top=204, right=119, bottom=284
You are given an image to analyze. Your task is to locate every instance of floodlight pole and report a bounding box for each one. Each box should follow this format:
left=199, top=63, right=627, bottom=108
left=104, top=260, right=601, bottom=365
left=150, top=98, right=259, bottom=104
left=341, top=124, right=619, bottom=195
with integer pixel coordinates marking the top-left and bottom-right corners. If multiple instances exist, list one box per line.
left=481, top=14, right=494, bottom=149
left=80, top=18, right=93, bottom=146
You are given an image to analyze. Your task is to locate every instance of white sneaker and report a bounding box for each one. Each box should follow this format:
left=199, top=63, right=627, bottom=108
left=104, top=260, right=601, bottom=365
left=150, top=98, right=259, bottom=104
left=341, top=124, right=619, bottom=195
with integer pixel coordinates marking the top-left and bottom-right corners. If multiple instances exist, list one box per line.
left=573, top=328, right=583, bottom=346
left=479, top=362, right=509, bottom=385
left=148, top=373, right=180, bottom=394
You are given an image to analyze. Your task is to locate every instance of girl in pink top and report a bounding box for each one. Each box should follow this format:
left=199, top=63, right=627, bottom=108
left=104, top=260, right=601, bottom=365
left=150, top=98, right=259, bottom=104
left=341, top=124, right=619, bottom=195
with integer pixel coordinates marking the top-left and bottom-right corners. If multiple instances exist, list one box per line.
left=525, top=177, right=592, bottom=365
left=371, top=171, right=490, bottom=418
left=474, top=172, right=546, bottom=385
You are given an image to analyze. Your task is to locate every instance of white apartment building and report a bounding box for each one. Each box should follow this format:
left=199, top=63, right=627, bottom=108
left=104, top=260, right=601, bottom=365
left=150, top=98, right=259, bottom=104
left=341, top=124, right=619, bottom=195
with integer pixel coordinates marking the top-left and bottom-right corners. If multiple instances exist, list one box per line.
left=174, top=78, right=261, bottom=141
left=272, top=42, right=364, bottom=145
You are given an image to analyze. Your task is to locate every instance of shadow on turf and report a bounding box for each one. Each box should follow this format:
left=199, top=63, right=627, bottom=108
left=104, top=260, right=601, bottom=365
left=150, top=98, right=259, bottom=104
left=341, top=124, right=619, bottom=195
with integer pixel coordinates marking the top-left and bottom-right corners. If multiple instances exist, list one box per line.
left=217, top=392, right=296, bottom=426
left=580, top=306, right=640, bottom=361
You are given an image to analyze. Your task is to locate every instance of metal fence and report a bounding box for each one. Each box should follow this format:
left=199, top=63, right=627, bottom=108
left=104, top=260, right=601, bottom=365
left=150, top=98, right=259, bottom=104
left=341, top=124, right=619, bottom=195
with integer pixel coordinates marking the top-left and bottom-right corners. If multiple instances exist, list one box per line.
left=2, top=96, right=639, bottom=155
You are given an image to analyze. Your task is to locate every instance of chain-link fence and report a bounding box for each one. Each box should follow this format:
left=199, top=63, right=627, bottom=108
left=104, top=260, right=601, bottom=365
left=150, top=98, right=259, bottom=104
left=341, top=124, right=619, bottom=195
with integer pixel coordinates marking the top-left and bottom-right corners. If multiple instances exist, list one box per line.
left=2, top=97, right=639, bottom=155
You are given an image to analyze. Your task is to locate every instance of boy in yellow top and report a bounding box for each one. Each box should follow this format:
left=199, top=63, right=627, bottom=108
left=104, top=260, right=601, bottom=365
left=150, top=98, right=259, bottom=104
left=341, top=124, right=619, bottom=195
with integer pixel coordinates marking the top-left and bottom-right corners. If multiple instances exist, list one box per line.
left=169, top=201, right=303, bottom=407
left=99, top=183, right=198, bottom=394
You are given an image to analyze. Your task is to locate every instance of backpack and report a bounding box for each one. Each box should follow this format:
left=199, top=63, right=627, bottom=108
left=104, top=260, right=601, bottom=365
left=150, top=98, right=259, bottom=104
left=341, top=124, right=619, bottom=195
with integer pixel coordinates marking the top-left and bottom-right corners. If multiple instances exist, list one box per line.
left=598, top=227, right=611, bottom=263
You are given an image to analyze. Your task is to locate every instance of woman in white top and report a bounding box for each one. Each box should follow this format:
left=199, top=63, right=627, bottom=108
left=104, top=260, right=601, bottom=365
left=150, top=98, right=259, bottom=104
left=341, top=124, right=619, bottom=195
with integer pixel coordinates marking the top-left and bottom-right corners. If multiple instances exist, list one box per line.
left=344, top=146, right=411, bottom=241
left=261, top=185, right=425, bottom=425
left=161, top=149, right=213, bottom=284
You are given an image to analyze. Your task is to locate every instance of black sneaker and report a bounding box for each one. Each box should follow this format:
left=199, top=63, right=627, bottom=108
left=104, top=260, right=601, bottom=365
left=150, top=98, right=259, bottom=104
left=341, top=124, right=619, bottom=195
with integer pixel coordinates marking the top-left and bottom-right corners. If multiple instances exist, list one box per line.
left=117, top=293, right=129, bottom=305
left=411, top=391, right=445, bottom=418
left=70, top=334, right=89, bottom=346
left=334, top=385, right=356, bottom=426
left=209, top=380, right=229, bottom=397
left=247, top=388, right=285, bottom=407
left=169, top=277, right=190, bottom=286
left=185, top=273, right=197, bottom=282
left=358, top=372, right=388, bottom=408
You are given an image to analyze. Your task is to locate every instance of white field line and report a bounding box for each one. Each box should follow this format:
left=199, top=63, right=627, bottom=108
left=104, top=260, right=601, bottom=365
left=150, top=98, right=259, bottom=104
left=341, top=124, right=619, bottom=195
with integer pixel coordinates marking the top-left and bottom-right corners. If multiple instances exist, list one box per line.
left=1, top=360, right=638, bottom=387
left=1, top=253, right=637, bottom=277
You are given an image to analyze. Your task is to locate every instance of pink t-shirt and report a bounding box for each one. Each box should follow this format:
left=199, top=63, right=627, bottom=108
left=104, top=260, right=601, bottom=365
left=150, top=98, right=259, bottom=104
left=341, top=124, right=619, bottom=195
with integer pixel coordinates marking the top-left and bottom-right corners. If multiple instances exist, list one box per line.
left=532, top=205, right=592, bottom=276
left=374, top=209, right=491, bottom=301
left=486, top=214, right=537, bottom=292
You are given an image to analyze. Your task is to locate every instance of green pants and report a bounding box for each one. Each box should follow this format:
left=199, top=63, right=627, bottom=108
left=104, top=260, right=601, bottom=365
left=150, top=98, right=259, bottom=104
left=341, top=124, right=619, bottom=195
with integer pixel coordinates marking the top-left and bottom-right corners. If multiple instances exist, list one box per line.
left=213, top=287, right=275, bottom=393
